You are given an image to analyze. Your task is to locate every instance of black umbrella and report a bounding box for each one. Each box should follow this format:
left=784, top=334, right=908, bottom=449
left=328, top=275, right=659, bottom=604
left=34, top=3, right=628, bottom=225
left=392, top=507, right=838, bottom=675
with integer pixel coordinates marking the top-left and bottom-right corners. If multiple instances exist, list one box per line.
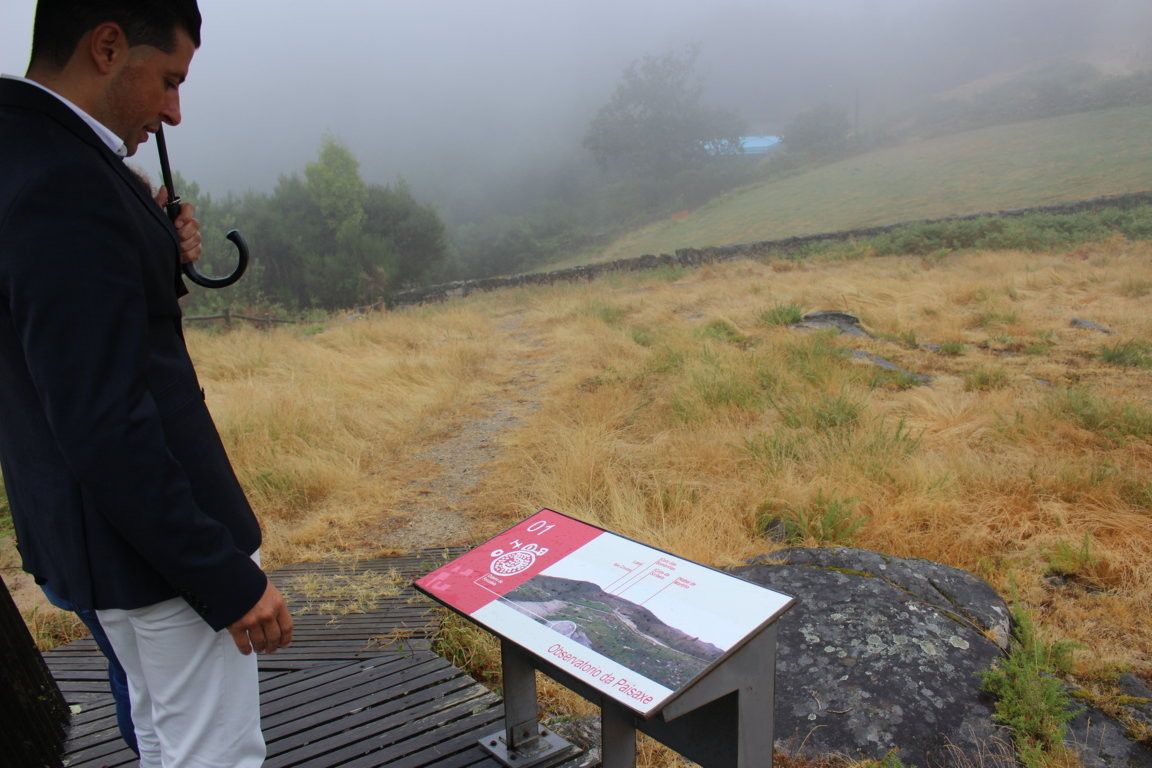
left=154, top=126, right=248, bottom=289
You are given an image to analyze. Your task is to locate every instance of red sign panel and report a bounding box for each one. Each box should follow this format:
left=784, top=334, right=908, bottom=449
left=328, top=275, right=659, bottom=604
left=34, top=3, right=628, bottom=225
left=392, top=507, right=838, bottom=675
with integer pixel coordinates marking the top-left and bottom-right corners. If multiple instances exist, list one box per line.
left=417, top=509, right=602, bottom=614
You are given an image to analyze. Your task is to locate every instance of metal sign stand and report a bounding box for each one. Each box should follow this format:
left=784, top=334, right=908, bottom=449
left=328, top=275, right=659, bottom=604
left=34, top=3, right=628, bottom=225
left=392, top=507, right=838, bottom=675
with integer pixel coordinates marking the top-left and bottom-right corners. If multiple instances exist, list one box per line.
left=478, top=640, right=582, bottom=767
left=480, top=624, right=780, bottom=768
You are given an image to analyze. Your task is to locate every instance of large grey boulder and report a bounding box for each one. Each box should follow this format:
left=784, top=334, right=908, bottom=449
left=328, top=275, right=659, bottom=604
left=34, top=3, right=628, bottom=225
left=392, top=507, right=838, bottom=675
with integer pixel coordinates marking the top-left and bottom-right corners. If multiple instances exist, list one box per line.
left=1068, top=672, right=1152, bottom=768
left=1071, top=703, right=1152, bottom=768
left=734, top=548, right=1013, bottom=767
left=734, top=548, right=1152, bottom=767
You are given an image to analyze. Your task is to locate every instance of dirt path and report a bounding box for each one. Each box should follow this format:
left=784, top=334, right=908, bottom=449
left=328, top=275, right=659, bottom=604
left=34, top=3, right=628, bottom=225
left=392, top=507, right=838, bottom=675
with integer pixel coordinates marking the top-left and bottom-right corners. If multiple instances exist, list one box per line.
left=376, top=311, right=550, bottom=551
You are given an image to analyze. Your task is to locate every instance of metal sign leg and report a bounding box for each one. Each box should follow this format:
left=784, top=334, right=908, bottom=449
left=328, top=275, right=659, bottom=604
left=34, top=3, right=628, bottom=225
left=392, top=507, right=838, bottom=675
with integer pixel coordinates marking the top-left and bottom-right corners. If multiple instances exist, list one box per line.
left=479, top=640, right=578, bottom=768
left=601, top=701, right=638, bottom=768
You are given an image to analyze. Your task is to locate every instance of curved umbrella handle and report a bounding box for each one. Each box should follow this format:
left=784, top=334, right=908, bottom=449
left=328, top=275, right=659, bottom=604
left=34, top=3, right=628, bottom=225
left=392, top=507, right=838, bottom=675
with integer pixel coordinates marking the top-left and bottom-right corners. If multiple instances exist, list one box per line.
left=156, top=126, right=249, bottom=290
left=181, top=229, right=249, bottom=289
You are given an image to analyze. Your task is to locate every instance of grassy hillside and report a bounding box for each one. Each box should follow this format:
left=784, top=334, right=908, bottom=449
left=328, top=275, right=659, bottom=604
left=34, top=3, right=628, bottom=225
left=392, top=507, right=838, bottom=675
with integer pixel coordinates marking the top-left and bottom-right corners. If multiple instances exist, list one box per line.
left=590, top=104, right=1152, bottom=263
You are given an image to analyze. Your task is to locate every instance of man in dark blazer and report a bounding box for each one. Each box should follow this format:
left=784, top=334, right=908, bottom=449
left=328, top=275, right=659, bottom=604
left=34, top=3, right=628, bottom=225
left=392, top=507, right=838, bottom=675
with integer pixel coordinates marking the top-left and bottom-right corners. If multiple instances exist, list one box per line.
left=0, top=2, right=291, bottom=764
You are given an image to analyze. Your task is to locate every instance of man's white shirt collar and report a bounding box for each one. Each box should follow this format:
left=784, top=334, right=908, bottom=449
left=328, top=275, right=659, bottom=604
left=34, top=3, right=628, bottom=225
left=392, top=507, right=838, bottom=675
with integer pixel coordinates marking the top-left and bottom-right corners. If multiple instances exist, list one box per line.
left=2, top=74, right=128, bottom=157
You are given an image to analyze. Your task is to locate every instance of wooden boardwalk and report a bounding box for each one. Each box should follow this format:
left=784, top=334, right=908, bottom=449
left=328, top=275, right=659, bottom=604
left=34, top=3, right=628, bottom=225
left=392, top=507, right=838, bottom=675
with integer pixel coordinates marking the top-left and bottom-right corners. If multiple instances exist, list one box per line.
left=46, top=549, right=529, bottom=768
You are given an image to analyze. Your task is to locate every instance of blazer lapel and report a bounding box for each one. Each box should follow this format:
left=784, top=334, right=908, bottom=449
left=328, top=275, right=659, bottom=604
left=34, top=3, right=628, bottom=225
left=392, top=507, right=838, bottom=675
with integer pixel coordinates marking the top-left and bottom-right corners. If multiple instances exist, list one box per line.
left=0, top=79, right=179, bottom=251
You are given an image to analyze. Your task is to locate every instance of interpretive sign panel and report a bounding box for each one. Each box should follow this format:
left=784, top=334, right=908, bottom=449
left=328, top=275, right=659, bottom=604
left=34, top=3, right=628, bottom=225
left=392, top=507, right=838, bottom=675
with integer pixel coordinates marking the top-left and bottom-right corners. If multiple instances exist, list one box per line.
left=415, top=509, right=794, bottom=716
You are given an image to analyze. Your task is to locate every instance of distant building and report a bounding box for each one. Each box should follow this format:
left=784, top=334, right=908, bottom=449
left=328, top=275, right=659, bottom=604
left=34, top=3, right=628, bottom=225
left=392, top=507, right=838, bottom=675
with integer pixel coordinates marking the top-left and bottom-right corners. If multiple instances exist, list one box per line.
left=740, top=135, right=782, bottom=154
left=703, top=134, right=782, bottom=158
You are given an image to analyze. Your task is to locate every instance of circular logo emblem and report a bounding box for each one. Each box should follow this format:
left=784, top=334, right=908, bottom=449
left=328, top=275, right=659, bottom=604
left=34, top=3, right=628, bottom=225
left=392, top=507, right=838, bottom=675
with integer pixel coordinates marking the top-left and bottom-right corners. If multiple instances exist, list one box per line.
left=490, top=549, right=537, bottom=576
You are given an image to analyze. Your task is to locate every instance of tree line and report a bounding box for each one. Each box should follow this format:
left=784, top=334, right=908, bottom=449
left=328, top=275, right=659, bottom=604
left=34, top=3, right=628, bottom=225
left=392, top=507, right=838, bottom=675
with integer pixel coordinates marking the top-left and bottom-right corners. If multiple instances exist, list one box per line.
left=180, top=137, right=450, bottom=314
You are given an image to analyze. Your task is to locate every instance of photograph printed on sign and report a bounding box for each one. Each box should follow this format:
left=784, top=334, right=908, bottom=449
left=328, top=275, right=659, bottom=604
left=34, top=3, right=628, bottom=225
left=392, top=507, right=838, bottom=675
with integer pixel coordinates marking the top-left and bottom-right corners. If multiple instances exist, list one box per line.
left=494, top=531, right=792, bottom=691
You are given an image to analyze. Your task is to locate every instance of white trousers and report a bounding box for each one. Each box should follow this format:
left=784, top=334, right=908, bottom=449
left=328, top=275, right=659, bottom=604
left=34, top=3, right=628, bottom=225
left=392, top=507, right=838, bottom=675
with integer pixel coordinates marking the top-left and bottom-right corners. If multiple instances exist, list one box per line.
left=98, top=579, right=265, bottom=767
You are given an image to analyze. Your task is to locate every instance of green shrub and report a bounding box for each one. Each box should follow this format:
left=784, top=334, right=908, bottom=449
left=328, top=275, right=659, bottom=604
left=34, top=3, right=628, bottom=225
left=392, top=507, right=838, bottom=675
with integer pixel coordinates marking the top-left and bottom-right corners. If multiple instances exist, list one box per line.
left=981, top=605, right=1081, bottom=768
left=857, top=751, right=913, bottom=768
left=758, top=303, right=805, bottom=327
left=1098, top=339, right=1152, bottom=368
left=1043, top=535, right=1099, bottom=581
left=867, top=367, right=925, bottom=391
left=783, top=331, right=846, bottom=384
left=630, top=326, right=655, bottom=347
left=587, top=299, right=629, bottom=327
left=847, top=205, right=1152, bottom=259
left=851, top=418, right=922, bottom=463
left=776, top=390, right=864, bottom=431
left=765, top=492, right=865, bottom=545
left=1049, top=387, right=1152, bottom=441
left=745, top=429, right=810, bottom=470
left=973, top=309, right=1019, bottom=329
left=691, top=366, right=764, bottom=412
left=698, top=319, right=750, bottom=347
left=809, top=391, right=864, bottom=430
left=938, top=341, right=966, bottom=357
left=964, top=366, right=1010, bottom=392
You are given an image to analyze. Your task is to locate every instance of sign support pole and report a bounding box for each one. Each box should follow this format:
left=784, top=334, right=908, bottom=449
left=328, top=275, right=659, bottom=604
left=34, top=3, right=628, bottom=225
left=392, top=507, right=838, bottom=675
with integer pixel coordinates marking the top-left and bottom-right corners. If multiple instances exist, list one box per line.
left=503, top=639, right=542, bottom=748
left=601, top=701, right=638, bottom=768
left=480, top=640, right=579, bottom=768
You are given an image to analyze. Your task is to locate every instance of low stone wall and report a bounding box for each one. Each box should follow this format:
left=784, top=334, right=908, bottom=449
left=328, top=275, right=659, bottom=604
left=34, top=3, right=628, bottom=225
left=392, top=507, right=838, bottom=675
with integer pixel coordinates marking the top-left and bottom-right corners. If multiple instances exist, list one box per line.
left=388, top=191, right=1152, bottom=308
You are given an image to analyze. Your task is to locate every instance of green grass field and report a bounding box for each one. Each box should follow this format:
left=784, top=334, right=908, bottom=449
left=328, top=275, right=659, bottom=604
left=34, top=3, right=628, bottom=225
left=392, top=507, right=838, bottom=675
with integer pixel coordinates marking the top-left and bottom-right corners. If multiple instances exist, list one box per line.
left=591, top=104, right=1152, bottom=262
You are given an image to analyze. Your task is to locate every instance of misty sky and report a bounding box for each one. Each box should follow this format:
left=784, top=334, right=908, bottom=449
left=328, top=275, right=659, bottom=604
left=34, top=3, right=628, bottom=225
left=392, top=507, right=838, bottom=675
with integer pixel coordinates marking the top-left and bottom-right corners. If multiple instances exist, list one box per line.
left=3, top=0, right=1149, bottom=211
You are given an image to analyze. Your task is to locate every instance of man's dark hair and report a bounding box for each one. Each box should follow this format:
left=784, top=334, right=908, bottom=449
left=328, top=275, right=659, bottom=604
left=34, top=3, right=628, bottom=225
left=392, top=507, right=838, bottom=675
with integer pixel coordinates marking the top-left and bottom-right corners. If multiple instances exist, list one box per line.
left=30, top=0, right=202, bottom=70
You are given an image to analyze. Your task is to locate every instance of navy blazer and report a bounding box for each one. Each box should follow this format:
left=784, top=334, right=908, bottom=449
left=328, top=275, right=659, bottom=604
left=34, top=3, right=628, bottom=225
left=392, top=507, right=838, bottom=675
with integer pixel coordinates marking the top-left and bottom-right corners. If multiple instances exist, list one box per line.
left=0, top=78, right=266, bottom=631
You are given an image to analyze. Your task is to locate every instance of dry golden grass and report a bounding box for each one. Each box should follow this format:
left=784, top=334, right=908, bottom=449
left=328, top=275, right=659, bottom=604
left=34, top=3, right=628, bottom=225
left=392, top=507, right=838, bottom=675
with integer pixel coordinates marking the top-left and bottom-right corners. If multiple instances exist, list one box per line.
left=21, top=604, right=88, bottom=652
left=287, top=567, right=405, bottom=616
left=187, top=305, right=512, bottom=567
left=181, top=238, right=1152, bottom=765
left=184, top=241, right=1152, bottom=688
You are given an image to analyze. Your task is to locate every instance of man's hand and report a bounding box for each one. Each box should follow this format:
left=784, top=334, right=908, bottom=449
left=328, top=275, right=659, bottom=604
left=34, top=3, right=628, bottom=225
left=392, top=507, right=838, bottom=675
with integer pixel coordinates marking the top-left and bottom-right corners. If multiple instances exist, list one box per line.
left=154, top=187, right=202, bottom=264
left=228, top=581, right=293, bottom=655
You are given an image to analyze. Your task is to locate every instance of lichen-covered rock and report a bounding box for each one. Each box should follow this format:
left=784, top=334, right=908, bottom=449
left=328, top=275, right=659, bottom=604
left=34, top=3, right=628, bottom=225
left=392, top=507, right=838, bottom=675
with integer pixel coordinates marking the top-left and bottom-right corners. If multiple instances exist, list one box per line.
left=1116, top=673, right=1152, bottom=731
left=1070, top=318, right=1114, bottom=334
left=734, top=548, right=1013, bottom=766
left=794, top=310, right=872, bottom=337
left=1069, top=704, right=1152, bottom=768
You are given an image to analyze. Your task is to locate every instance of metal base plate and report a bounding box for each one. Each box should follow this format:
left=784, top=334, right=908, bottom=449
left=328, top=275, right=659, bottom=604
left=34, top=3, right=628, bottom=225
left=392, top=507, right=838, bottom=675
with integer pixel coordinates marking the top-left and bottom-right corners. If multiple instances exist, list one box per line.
left=479, top=727, right=581, bottom=768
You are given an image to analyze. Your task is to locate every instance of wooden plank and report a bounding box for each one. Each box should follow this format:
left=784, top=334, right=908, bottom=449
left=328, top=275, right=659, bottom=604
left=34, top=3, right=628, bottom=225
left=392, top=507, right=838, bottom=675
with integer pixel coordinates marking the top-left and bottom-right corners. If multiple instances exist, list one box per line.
left=329, top=701, right=506, bottom=768
left=262, top=660, right=470, bottom=730
left=63, top=729, right=135, bottom=767
left=264, top=669, right=496, bottom=753
left=66, top=699, right=117, bottom=727
left=384, top=732, right=509, bottom=768
left=263, top=661, right=487, bottom=737
left=51, top=549, right=513, bottom=768
left=265, top=675, right=489, bottom=748
left=410, top=745, right=506, bottom=768
left=260, top=658, right=428, bottom=715
left=266, top=687, right=503, bottom=768
left=258, top=658, right=397, bottom=700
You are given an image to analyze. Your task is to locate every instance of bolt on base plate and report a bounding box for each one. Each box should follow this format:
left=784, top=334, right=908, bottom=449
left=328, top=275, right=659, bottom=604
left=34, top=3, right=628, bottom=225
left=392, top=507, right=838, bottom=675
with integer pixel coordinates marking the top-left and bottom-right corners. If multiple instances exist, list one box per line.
left=479, top=727, right=581, bottom=768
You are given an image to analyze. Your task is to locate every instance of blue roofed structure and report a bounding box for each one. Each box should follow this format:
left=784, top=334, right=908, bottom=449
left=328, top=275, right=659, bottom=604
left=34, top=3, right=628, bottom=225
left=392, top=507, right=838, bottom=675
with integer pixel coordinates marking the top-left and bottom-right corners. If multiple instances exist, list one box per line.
left=740, top=135, right=782, bottom=154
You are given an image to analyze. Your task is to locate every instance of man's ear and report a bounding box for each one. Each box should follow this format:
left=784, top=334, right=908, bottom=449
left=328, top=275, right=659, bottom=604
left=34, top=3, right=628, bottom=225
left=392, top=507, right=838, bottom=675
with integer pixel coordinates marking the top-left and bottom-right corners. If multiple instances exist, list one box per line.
left=88, top=22, right=127, bottom=75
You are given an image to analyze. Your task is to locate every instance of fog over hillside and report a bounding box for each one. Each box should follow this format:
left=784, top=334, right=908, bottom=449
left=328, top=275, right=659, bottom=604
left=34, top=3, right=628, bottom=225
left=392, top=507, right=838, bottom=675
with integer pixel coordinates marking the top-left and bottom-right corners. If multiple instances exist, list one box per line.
left=2, top=0, right=1149, bottom=215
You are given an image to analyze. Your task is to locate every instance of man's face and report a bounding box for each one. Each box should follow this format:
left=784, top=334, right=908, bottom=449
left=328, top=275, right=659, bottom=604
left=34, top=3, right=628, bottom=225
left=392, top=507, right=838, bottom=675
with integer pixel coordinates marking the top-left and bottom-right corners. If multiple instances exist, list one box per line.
left=105, top=28, right=196, bottom=157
